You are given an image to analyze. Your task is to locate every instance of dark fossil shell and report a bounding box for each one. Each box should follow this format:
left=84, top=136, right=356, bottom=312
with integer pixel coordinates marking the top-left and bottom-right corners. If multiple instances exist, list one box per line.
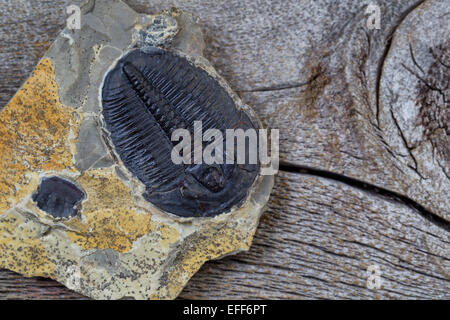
left=101, top=48, right=259, bottom=217
left=33, top=177, right=85, bottom=219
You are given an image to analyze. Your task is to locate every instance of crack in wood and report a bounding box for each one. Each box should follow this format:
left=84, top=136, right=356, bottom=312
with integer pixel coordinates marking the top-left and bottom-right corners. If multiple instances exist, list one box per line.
left=388, top=107, right=427, bottom=180
left=278, top=161, right=450, bottom=232
left=375, top=0, right=427, bottom=125
left=237, top=74, right=322, bottom=93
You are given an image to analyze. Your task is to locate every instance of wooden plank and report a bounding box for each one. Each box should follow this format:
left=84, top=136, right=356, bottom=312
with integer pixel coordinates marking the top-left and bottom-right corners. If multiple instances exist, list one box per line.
left=0, top=0, right=448, bottom=299
left=1, top=0, right=446, bottom=217
left=126, top=0, right=450, bottom=218
left=0, top=171, right=448, bottom=299
left=181, top=171, right=449, bottom=299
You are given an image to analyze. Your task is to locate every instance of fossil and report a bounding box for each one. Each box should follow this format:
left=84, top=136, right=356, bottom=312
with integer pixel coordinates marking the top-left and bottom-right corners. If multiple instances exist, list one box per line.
left=0, top=3, right=275, bottom=300
left=102, top=48, right=259, bottom=217
left=33, top=176, right=85, bottom=219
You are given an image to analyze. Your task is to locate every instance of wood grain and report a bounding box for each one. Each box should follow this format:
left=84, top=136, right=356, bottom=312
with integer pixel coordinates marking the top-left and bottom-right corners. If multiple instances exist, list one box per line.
left=0, top=0, right=448, bottom=299
left=128, top=0, right=450, bottom=219
left=1, top=172, right=448, bottom=299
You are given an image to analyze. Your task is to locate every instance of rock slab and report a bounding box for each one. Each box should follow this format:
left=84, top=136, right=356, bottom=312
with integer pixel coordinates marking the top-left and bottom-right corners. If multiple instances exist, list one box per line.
left=0, top=0, right=274, bottom=299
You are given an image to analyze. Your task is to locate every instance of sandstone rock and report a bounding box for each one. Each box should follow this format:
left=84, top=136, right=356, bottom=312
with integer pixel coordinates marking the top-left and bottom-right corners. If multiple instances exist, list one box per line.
left=0, top=0, right=274, bottom=299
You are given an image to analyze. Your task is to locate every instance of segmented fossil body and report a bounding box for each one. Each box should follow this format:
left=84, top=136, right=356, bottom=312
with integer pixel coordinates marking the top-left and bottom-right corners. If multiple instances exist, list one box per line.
left=102, top=48, right=259, bottom=217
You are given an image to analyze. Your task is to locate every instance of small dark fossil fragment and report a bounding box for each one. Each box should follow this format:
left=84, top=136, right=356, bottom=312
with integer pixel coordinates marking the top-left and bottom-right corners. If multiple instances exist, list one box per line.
left=33, top=177, right=85, bottom=219
left=102, top=48, right=259, bottom=217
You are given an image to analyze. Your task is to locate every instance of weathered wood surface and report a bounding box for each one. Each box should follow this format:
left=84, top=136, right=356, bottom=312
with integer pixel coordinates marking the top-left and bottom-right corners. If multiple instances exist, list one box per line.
left=0, top=0, right=448, bottom=299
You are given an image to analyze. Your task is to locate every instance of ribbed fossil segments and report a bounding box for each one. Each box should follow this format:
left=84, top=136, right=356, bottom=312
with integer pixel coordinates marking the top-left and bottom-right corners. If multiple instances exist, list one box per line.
left=101, top=48, right=259, bottom=217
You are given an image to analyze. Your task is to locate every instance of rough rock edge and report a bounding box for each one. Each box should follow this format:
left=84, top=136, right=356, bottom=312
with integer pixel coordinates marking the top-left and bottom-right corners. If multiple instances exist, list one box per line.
left=0, top=0, right=275, bottom=299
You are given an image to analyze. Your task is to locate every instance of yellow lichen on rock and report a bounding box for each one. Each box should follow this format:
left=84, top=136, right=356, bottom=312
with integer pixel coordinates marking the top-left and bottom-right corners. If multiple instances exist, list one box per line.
left=76, top=168, right=137, bottom=212
left=156, top=225, right=254, bottom=299
left=0, top=210, right=55, bottom=277
left=156, top=223, right=180, bottom=249
left=0, top=58, right=79, bottom=213
left=66, top=207, right=154, bottom=252
left=66, top=168, right=155, bottom=253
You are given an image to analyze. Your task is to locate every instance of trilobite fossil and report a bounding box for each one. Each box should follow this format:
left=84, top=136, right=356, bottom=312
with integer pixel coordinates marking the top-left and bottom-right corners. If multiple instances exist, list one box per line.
left=101, top=48, right=259, bottom=217
left=33, top=177, right=85, bottom=219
